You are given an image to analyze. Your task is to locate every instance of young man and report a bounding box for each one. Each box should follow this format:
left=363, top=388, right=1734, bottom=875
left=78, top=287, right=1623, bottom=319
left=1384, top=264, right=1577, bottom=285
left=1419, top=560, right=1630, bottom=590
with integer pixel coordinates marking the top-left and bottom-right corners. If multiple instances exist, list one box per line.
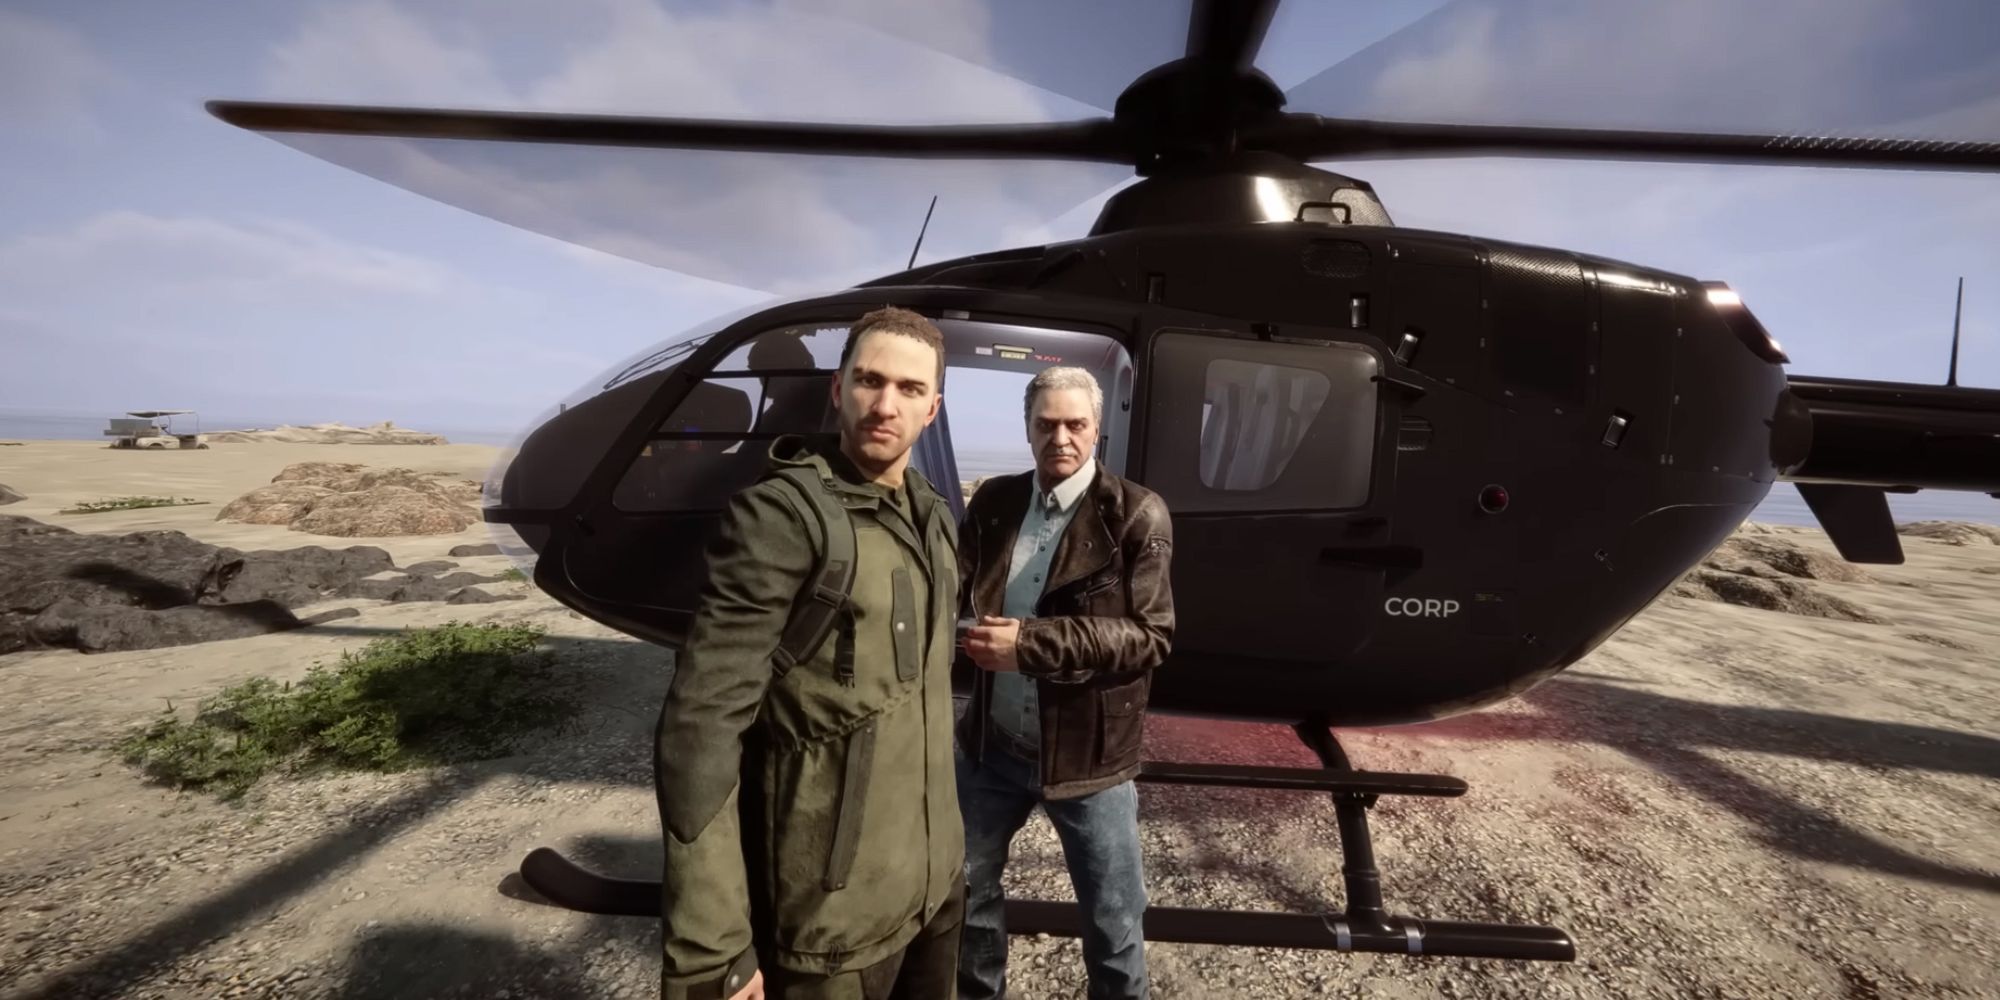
left=655, top=306, right=966, bottom=1000
left=955, top=366, right=1176, bottom=1000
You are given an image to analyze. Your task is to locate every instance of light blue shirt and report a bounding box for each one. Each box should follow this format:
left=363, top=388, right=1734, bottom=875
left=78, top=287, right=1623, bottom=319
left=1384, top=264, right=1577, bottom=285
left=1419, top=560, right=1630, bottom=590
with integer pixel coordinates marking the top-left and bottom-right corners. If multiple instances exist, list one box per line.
left=990, top=461, right=1096, bottom=748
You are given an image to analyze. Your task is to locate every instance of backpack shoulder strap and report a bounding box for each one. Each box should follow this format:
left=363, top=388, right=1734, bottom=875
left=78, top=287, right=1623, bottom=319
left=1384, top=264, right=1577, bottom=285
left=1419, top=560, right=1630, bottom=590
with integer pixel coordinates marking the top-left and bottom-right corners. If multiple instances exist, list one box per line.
left=765, top=466, right=856, bottom=680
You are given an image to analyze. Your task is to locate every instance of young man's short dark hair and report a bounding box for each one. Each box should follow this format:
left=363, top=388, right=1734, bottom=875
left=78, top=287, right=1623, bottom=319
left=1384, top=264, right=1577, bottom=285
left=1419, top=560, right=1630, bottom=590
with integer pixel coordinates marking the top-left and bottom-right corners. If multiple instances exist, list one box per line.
left=840, top=305, right=947, bottom=393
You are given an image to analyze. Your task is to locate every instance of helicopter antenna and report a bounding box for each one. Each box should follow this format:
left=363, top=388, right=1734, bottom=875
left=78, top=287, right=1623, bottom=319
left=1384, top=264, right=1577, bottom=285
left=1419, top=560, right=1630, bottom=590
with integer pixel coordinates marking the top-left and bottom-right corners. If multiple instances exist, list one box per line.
left=1947, top=276, right=1964, bottom=387
left=907, top=195, right=937, bottom=270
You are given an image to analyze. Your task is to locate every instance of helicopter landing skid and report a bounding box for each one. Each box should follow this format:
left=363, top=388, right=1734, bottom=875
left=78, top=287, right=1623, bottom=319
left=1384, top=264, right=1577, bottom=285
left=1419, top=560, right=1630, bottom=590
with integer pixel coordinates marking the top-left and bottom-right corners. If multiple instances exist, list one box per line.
left=511, top=722, right=1575, bottom=962
left=1000, top=720, right=1578, bottom=962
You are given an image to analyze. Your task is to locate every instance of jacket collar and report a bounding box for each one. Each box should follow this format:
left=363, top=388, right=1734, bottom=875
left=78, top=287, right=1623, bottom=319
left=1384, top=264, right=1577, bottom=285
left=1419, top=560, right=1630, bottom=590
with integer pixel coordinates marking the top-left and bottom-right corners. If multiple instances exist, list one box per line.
left=1034, top=461, right=1097, bottom=516
left=974, top=460, right=1122, bottom=611
left=766, top=433, right=937, bottom=565
left=769, top=432, right=940, bottom=507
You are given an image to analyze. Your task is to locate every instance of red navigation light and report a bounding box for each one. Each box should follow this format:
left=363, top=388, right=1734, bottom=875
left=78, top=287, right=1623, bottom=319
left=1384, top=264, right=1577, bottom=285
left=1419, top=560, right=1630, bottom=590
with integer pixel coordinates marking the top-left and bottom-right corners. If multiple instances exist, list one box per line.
left=1479, top=484, right=1509, bottom=513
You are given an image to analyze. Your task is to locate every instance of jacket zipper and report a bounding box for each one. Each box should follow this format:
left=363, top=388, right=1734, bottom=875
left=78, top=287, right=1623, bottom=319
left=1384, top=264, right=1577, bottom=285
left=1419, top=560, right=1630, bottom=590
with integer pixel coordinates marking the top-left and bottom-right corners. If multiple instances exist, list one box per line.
left=967, top=514, right=991, bottom=764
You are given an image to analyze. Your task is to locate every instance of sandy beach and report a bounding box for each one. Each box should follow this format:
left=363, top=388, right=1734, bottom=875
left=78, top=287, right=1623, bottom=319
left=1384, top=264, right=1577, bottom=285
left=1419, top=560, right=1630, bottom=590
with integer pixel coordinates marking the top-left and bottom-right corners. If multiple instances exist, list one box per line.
left=0, top=435, right=1995, bottom=999
left=0, top=438, right=510, bottom=567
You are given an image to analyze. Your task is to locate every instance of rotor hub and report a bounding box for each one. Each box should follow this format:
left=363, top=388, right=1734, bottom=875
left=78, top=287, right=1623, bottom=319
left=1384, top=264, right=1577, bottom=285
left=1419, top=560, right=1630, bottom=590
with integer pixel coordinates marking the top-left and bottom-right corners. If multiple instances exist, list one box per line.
left=1112, top=57, right=1288, bottom=175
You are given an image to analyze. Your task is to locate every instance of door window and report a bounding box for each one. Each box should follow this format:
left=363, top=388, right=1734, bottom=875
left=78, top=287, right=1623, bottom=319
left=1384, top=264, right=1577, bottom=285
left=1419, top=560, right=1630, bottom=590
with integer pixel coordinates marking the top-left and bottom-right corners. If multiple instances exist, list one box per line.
left=1146, top=332, right=1379, bottom=513
left=1197, top=358, right=1333, bottom=492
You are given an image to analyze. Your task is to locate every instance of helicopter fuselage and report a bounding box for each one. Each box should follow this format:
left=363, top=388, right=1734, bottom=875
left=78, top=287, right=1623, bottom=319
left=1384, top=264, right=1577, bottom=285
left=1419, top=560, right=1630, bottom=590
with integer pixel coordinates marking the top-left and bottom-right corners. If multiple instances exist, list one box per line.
left=490, top=162, right=1808, bottom=728
left=888, top=215, right=1802, bottom=726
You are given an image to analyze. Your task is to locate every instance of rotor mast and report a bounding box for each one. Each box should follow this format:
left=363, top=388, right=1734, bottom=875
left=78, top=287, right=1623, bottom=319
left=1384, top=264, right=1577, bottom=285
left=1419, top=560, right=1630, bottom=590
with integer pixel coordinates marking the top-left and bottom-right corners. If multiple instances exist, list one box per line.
left=1090, top=1, right=1396, bottom=234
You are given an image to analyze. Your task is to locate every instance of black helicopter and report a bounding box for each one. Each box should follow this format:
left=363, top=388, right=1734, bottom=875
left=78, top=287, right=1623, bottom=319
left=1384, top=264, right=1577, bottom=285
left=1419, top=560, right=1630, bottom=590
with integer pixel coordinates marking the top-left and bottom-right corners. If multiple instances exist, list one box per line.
left=203, top=0, right=2000, bottom=967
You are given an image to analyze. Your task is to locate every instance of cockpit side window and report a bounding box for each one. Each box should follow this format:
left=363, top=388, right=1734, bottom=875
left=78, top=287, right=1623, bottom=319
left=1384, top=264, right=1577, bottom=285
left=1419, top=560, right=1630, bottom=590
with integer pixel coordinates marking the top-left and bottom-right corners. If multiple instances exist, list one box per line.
left=613, top=325, right=844, bottom=512
left=611, top=316, right=1133, bottom=515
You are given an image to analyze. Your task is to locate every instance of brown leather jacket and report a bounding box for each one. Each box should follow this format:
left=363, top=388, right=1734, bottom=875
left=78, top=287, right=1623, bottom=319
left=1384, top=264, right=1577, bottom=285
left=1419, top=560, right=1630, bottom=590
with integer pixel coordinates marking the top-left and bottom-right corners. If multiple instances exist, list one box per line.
left=954, top=462, right=1175, bottom=800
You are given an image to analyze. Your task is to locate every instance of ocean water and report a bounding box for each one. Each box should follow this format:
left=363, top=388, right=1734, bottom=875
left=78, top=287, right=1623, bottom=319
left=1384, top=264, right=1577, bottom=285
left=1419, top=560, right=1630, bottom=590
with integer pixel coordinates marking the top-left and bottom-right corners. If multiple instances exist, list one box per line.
left=6, top=409, right=1993, bottom=528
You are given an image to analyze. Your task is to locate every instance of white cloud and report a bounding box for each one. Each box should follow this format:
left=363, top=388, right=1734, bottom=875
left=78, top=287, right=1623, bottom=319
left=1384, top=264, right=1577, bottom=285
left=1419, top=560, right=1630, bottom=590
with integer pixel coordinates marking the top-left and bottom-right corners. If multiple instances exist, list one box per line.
left=0, top=9, right=118, bottom=133
left=0, top=210, right=474, bottom=312
left=0, top=210, right=565, bottom=419
left=264, top=0, right=512, bottom=106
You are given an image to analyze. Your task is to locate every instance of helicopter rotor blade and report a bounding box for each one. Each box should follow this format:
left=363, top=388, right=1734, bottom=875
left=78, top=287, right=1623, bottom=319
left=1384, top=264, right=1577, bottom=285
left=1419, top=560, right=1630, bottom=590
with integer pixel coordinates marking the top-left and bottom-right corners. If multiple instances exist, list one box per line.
left=1243, top=115, right=2000, bottom=174
left=1186, top=0, right=1281, bottom=75
left=205, top=111, right=1135, bottom=294
left=205, top=101, right=1132, bottom=163
left=1277, top=0, right=2000, bottom=157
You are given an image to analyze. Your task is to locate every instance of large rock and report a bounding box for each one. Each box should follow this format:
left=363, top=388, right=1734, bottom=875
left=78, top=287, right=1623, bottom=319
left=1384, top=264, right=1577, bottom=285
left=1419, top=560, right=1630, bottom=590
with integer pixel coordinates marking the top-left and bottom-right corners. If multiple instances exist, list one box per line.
left=29, top=597, right=305, bottom=654
left=216, top=462, right=482, bottom=538
left=0, top=483, right=23, bottom=506
left=1699, top=536, right=1876, bottom=584
left=215, top=482, right=338, bottom=525
left=1, top=516, right=233, bottom=613
left=211, top=545, right=399, bottom=607
left=270, top=462, right=479, bottom=501
left=1898, top=520, right=2000, bottom=546
left=202, top=420, right=448, bottom=445
left=1669, top=530, right=1882, bottom=622
left=1670, top=570, right=1883, bottom=623
left=290, top=486, right=478, bottom=537
left=0, top=515, right=522, bottom=656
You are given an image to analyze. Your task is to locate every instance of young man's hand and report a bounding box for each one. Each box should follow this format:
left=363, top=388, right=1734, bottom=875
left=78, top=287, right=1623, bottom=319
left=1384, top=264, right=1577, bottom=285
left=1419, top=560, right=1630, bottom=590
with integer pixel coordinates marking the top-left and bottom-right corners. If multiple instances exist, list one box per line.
left=964, top=616, right=1021, bottom=672
left=726, top=969, right=764, bottom=1000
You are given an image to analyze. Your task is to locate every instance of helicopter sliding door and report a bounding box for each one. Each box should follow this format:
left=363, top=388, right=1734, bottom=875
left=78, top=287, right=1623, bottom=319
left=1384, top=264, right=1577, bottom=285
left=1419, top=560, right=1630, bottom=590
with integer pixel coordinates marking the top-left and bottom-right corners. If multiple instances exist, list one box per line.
left=1141, top=330, right=1391, bottom=664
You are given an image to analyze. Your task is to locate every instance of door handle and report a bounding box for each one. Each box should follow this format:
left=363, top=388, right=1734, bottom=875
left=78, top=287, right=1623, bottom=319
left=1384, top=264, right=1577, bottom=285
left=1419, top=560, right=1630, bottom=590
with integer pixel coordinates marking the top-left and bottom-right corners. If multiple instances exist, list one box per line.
left=1318, top=545, right=1423, bottom=570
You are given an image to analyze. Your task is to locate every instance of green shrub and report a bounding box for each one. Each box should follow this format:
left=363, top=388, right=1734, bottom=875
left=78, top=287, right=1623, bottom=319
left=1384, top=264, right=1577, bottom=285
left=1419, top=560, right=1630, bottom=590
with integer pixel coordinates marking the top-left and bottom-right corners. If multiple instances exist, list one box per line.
left=116, top=621, right=577, bottom=800
left=60, top=496, right=207, bottom=514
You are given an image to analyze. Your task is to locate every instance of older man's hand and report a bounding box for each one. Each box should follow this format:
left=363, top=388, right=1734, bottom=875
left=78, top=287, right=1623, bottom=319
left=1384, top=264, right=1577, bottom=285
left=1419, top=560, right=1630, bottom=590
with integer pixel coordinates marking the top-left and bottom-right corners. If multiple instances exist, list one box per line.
left=964, top=616, right=1021, bottom=672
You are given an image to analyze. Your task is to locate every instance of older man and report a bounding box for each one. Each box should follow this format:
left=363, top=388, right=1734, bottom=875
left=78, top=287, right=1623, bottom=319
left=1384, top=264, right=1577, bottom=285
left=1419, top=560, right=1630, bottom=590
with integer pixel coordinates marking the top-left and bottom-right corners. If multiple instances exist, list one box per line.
left=954, top=366, right=1175, bottom=1000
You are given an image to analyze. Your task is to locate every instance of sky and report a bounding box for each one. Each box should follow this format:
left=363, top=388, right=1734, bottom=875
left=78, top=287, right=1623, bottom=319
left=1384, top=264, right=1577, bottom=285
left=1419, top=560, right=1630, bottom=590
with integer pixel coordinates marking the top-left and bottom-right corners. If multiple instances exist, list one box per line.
left=3, top=0, right=1998, bottom=453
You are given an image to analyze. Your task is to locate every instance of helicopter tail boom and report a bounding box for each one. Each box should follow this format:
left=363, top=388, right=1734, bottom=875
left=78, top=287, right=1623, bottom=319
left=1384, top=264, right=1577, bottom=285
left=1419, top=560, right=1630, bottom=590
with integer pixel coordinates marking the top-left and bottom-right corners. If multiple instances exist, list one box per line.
left=1781, top=375, right=2000, bottom=495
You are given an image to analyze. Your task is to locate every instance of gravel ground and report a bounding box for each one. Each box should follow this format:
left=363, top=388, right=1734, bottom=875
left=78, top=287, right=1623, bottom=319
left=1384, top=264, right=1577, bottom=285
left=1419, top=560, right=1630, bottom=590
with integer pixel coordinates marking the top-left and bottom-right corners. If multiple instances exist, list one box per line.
left=2, top=529, right=1996, bottom=999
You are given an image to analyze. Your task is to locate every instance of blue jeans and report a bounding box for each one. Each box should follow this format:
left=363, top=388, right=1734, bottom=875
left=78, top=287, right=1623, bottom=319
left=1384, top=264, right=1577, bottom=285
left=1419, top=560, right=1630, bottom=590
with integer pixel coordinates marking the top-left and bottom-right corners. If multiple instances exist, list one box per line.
left=955, top=744, right=1148, bottom=1000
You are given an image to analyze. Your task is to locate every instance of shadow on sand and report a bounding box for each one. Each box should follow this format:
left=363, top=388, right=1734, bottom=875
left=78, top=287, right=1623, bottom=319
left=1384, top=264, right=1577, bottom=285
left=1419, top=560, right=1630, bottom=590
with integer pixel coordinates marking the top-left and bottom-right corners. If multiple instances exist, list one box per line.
left=8, top=618, right=668, bottom=1000
left=323, top=835, right=669, bottom=998
left=1154, top=673, right=2000, bottom=898
left=320, top=917, right=656, bottom=999
left=13, top=579, right=1998, bottom=999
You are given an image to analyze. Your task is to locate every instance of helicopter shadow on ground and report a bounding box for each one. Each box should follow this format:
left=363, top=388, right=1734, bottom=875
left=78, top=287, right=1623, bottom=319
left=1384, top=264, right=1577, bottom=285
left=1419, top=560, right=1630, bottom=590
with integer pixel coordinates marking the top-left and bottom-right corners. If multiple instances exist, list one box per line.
left=324, top=836, right=664, bottom=1000
left=12, top=615, right=672, bottom=1000
left=11, top=771, right=492, bottom=1000
left=1405, top=674, right=2000, bottom=896
left=314, top=918, right=659, bottom=1000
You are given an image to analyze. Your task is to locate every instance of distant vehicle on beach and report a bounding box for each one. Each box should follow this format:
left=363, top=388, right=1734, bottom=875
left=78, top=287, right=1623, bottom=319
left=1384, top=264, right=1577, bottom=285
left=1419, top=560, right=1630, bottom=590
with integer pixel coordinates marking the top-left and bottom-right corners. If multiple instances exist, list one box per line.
left=103, top=410, right=208, bottom=450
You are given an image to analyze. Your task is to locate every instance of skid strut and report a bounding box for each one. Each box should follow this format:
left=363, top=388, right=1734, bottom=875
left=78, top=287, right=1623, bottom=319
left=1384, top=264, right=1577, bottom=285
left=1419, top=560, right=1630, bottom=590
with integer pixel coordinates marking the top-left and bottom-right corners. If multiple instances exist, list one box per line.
left=1000, top=720, right=1577, bottom=962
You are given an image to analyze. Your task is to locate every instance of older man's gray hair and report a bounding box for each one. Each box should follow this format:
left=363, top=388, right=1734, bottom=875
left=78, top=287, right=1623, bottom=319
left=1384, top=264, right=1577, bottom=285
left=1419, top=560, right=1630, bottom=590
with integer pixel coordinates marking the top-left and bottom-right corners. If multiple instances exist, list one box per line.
left=1023, top=366, right=1103, bottom=424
